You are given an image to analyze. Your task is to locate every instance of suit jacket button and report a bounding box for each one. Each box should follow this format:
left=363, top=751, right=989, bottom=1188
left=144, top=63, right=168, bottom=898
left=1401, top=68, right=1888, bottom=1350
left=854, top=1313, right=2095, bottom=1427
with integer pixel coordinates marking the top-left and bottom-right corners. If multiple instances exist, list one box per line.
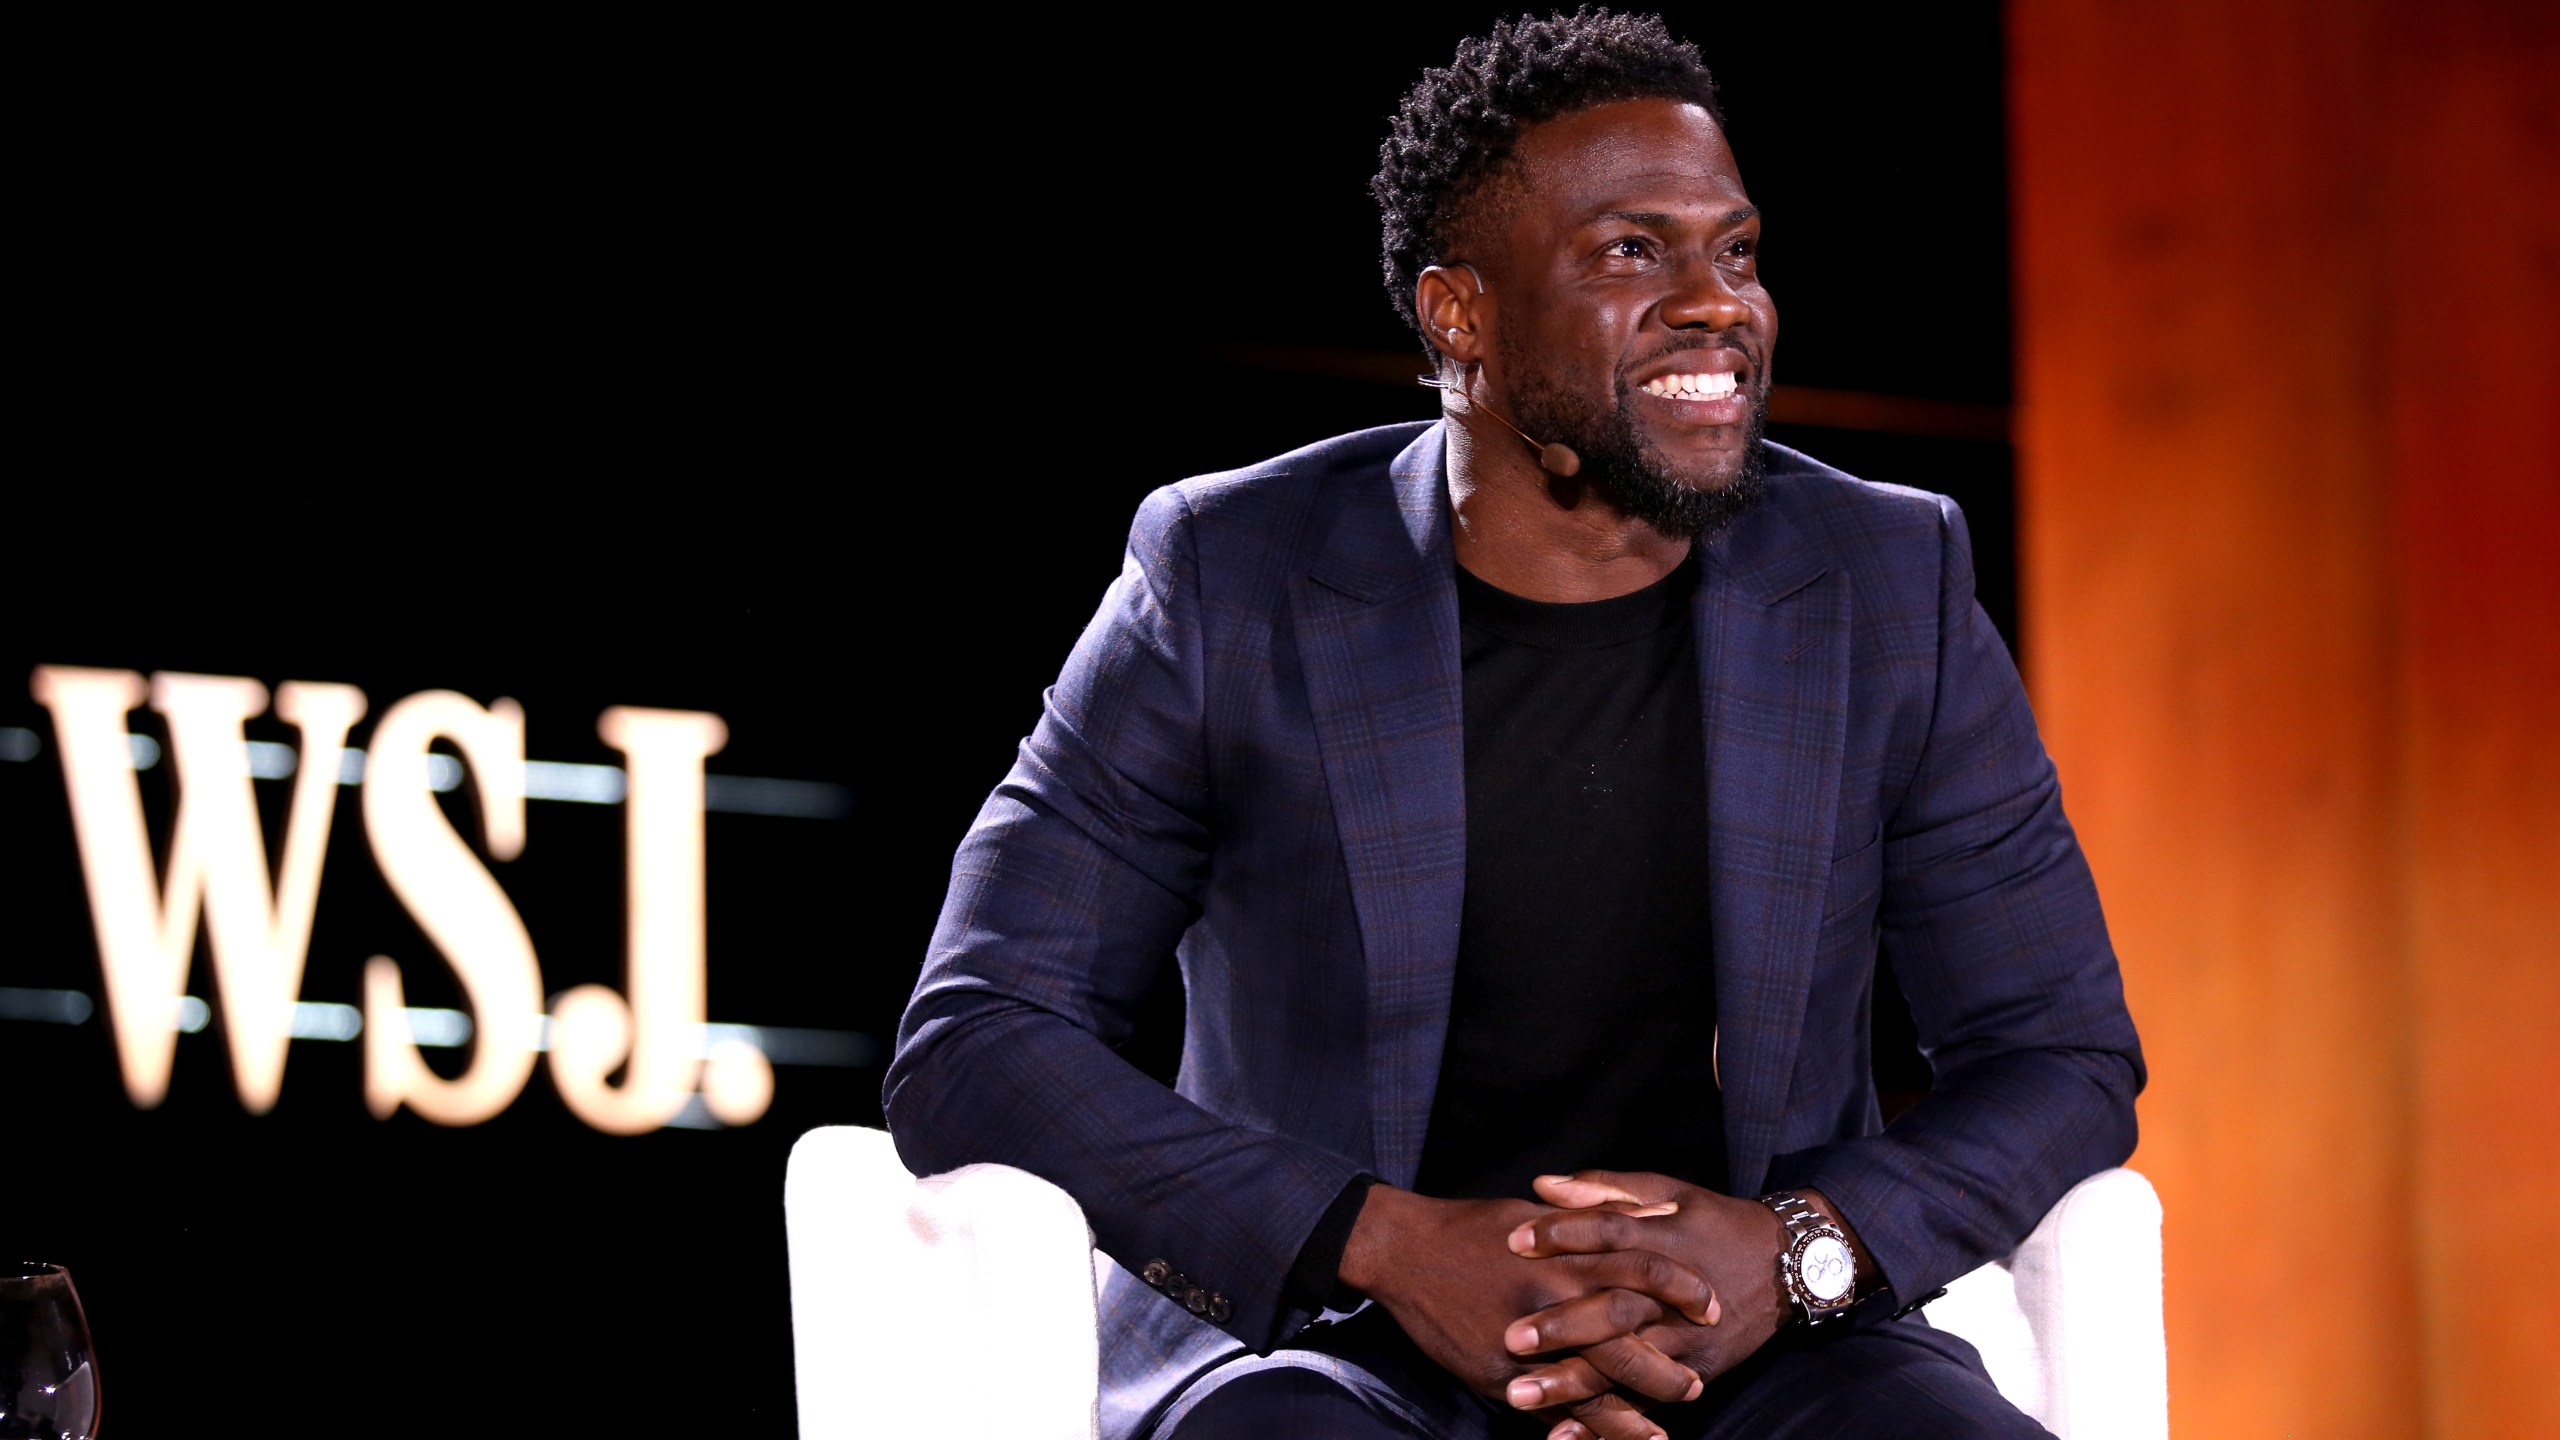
left=1142, top=1260, right=1172, bottom=1289
left=1183, top=1287, right=1211, bottom=1315
left=1206, top=1294, right=1232, bottom=1323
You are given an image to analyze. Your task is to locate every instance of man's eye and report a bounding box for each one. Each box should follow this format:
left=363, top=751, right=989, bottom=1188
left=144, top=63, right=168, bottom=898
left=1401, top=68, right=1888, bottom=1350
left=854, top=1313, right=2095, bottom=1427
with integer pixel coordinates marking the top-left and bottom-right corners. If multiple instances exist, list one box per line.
left=1608, top=237, right=1651, bottom=259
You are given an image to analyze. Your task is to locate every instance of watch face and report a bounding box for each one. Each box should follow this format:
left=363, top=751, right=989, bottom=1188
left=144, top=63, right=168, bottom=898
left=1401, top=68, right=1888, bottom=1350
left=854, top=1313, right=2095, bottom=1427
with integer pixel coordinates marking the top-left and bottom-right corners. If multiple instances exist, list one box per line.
left=1800, top=1234, right=1856, bottom=1304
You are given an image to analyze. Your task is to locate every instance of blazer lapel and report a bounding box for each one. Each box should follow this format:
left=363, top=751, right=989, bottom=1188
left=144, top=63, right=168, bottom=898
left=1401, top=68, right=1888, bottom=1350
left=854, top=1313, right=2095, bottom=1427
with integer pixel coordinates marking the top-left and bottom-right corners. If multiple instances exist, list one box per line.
left=1288, top=425, right=1466, bottom=1189
left=1697, top=496, right=1851, bottom=1197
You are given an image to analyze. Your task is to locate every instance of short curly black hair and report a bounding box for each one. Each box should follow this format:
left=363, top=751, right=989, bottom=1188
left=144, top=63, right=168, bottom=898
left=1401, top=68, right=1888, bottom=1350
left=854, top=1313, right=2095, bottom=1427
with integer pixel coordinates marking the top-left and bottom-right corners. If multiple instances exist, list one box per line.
left=1372, top=10, right=1725, bottom=340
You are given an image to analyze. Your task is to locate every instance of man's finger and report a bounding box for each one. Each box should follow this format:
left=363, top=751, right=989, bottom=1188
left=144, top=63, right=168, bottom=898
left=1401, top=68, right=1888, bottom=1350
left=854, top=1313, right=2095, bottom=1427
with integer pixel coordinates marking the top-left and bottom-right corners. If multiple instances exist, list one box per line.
left=1564, top=1391, right=1667, bottom=1440
left=1534, top=1170, right=1681, bottom=1211
left=1547, top=1247, right=1717, bottom=1325
left=1511, top=1207, right=1646, bottom=1256
left=1510, top=1214, right=1727, bottom=1321
left=1503, top=1327, right=1700, bottom=1408
left=1508, top=1288, right=1676, bottom=1355
left=1507, top=1288, right=1657, bottom=1352
left=1572, top=1334, right=1706, bottom=1404
left=1504, top=1354, right=1610, bottom=1410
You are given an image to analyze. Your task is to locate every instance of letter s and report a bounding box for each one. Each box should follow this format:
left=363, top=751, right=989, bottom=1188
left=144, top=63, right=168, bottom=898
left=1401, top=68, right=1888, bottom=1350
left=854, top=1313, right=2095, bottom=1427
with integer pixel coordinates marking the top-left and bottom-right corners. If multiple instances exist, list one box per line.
left=361, top=691, right=544, bottom=1126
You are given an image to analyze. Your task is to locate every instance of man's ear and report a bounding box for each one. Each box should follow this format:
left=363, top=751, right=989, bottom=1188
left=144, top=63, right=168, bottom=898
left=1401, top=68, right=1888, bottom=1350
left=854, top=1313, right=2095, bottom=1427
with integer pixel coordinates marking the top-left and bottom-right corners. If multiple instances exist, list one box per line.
left=1415, top=266, right=1487, bottom=368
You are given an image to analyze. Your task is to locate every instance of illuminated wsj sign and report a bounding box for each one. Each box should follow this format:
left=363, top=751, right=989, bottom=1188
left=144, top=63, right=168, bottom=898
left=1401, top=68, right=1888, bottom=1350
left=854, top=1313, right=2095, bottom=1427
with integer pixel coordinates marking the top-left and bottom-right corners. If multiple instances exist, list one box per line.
left=28, top=665, right=774, bottom=1135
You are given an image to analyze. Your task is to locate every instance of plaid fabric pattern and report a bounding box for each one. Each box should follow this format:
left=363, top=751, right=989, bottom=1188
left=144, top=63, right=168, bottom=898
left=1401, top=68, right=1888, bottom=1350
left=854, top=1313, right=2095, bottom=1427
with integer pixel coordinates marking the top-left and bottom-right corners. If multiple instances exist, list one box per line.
left=885, top=422, right=2142, bottom=1435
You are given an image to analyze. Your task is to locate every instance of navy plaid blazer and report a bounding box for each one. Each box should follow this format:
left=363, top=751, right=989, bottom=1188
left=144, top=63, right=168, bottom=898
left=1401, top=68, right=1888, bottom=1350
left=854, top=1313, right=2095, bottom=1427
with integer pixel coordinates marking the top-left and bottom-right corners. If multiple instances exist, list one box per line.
left=886, top=422, right=2143, bottom=1432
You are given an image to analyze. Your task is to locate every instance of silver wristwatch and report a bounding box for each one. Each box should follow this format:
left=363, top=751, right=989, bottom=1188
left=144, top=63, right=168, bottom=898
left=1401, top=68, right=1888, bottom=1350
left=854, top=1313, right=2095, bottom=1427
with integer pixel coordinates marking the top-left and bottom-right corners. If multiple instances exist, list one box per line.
left=1761, top=1190, right=1859, bottom=1327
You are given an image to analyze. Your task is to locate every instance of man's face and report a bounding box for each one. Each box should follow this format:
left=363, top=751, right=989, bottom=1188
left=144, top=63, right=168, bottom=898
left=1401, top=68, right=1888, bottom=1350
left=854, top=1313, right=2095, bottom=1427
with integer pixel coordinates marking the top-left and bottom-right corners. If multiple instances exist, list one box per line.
left=1477, top=98, right=1777, bottom=535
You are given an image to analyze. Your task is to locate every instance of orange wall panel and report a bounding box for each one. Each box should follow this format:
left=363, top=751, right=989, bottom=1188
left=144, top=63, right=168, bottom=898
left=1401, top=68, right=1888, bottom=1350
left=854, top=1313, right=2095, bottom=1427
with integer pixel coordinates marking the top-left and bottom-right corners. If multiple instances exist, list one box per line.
left=2012, top=1, right=2559, bottom=1435
left=2384, top=7, right=2560, bottom=1435
left=2011, top=3, right=2417, bottom=1434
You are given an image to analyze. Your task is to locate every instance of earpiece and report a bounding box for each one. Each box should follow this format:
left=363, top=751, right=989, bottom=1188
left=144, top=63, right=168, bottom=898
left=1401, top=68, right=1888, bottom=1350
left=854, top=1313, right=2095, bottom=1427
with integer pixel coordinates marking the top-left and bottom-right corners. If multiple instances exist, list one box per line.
left=1416, top=260, right=1584, bottom=496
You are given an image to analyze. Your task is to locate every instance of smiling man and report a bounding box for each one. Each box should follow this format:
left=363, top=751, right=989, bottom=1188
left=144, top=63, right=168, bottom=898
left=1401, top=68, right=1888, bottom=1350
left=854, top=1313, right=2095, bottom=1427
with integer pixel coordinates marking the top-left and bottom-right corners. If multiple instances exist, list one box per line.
left=887, top=12, right=2142, bottom=1440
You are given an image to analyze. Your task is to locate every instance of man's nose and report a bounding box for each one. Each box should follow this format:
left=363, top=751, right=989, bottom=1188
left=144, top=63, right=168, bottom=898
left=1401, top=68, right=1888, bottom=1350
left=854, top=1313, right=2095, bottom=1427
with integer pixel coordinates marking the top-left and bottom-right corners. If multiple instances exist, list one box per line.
left=1657, top=256, right=1753, bottom=331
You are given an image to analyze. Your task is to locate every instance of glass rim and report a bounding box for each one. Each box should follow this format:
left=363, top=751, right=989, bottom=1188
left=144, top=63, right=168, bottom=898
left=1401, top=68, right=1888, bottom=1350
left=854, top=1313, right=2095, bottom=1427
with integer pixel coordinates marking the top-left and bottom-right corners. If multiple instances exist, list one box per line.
left=4, top=1260, right=71, bottom=1281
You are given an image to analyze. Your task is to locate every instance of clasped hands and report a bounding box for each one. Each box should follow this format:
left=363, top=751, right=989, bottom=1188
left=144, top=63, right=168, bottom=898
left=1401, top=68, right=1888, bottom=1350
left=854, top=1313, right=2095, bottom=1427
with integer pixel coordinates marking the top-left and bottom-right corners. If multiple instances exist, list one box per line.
left=1339, top=1170, right=1792, bottom=1440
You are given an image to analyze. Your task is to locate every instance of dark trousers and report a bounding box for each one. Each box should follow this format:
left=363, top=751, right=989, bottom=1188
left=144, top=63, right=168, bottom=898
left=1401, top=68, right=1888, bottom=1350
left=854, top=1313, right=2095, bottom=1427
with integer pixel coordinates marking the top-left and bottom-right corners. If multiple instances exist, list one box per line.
left=1156, top=1305, right=2053, bottom=1440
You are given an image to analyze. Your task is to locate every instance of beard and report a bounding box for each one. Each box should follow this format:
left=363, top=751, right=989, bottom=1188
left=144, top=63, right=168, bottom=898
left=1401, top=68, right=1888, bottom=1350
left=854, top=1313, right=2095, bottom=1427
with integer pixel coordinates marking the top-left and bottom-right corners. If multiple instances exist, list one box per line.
left=1505, top=350, right=1771, bottom=541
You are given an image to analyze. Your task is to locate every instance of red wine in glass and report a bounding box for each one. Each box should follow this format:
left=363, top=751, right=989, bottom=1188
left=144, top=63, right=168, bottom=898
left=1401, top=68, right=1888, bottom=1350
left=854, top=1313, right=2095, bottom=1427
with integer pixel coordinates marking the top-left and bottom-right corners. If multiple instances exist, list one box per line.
left=1, top=1262, right=98, bottom=1439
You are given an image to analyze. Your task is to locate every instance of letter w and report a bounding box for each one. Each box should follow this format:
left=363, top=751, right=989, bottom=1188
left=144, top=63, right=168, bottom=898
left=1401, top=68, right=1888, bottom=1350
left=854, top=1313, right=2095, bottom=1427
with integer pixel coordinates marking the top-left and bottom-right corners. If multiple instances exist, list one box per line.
left=29, top=667, right=365, bottom=1112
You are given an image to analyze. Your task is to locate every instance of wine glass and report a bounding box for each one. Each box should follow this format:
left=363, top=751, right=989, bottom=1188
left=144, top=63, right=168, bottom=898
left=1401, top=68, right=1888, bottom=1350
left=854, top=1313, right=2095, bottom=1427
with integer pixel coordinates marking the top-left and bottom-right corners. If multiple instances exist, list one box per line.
left=0, top=1262, right=99, bottom=1440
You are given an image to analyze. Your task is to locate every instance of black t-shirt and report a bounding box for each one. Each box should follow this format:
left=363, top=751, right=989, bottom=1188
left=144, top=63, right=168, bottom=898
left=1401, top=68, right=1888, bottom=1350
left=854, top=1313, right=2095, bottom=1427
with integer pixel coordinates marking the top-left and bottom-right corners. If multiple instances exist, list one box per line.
left=1288, top=552, right=1729, bottom=1307
left=1414, top=553, right=1729, bottom=1200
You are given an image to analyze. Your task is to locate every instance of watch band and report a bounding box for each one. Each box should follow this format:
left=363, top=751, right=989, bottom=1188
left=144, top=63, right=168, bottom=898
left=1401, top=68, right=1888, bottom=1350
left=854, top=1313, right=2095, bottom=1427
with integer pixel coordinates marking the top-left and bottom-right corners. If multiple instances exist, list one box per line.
left=1760, top=1190, right=1859, bottom=1327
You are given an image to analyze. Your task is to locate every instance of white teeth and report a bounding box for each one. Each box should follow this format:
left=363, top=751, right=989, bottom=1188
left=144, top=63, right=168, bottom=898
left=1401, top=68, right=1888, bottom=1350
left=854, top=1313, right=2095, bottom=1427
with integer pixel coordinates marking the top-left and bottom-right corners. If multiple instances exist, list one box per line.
left=1645, top=372, right=1739, bottom=399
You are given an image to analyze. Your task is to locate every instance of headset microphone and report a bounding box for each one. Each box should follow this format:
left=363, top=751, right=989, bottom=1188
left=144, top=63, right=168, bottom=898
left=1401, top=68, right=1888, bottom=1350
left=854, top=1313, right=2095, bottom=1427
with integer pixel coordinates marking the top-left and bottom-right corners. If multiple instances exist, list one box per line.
left=1418, top=374, right=1586, bottom=505
left=1470, top=396, right=1582, bottom=480
left=1417, top=261, right=1585, bottom=503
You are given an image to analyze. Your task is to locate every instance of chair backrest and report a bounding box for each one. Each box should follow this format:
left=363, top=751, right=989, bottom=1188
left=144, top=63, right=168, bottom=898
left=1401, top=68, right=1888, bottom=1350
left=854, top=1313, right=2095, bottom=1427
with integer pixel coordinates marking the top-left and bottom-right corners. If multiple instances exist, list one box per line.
left=786, top=1126, right=1100, bottom=1439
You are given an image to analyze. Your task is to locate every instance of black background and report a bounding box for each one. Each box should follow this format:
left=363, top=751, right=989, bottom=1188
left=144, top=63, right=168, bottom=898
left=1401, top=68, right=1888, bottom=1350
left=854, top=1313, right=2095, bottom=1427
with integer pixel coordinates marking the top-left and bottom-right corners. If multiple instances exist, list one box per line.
left=9, top=9, right=2009, bottom=1433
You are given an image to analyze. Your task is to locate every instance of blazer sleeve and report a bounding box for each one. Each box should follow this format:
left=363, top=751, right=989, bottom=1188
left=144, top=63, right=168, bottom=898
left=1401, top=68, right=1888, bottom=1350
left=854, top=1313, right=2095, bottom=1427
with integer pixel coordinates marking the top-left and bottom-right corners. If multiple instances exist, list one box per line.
left=883, top=484, right=1365, bottom=1353
left=1763, top=496, right=2146, bottom=1308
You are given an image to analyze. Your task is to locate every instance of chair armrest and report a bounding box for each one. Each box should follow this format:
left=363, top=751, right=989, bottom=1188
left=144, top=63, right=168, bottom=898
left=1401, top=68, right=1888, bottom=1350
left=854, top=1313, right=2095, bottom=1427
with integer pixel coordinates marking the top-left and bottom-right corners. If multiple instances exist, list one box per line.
left=1933, top=1166, right=2167, bottom=1439
left=786, top=1126, right=1101, bottom=1440
left=2008, top=1166, right=2165, bottom=1440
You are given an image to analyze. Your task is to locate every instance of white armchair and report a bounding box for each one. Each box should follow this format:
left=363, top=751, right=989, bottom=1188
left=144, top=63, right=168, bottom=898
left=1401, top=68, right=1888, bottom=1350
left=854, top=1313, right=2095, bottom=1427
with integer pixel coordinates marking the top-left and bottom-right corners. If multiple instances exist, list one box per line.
left=1920, top=1166, right=2166, bottom=1438
left=786, top=1127, right=2164, bottom=1440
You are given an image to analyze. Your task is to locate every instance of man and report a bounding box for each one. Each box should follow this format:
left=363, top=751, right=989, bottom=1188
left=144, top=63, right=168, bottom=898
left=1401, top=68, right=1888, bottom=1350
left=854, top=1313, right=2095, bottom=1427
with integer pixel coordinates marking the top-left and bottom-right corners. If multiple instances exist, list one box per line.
left=887, top=12, right=2142, bottom=1438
